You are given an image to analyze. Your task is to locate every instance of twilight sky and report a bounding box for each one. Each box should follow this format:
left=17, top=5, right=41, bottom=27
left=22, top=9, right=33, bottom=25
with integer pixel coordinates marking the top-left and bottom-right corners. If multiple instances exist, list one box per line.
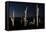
left=7, top=2, right=44, bottom=17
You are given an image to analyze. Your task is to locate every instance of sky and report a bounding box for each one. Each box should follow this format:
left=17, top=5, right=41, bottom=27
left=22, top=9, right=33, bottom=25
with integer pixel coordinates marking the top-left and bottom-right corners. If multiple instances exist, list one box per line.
left=7, top=2, right=44, bottom=17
